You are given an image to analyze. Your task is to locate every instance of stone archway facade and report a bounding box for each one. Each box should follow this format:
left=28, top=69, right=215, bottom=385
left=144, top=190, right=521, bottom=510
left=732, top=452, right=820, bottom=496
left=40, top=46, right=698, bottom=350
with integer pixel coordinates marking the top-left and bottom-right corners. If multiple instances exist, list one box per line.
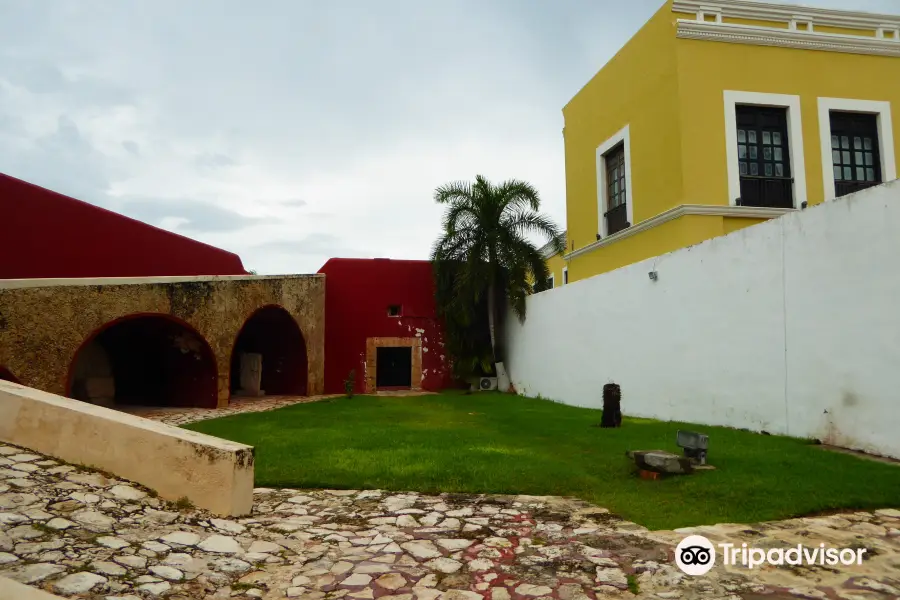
left=0, top=274, right=324, bottom=408
left=230, top=305, right=309, bottom=398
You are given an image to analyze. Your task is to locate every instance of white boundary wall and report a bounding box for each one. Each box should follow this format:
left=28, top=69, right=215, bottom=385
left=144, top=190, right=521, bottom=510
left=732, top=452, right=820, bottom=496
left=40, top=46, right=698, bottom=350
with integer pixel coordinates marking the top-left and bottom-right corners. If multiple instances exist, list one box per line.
left=506, top=180, right=900, bottom=458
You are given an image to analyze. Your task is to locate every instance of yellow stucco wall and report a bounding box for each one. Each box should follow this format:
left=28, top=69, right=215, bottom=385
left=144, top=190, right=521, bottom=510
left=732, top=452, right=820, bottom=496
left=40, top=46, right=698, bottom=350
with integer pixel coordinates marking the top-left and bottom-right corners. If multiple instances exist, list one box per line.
left=545, top=252, right=567, bottom=287
left=562, top=0, right=900, bottom=283
left=723, top=216, right=769, bottom=235
left=676, top=38, right=900, bottom=208
left=568, top=215, right=729, bottom=281
left=563, top=0, right=681, bottom=258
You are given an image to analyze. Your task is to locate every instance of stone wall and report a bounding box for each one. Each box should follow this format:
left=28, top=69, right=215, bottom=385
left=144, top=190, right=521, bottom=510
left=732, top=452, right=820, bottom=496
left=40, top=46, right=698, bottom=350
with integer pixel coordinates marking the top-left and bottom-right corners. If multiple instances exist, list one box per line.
left=0, top=275, right=325, bottom=407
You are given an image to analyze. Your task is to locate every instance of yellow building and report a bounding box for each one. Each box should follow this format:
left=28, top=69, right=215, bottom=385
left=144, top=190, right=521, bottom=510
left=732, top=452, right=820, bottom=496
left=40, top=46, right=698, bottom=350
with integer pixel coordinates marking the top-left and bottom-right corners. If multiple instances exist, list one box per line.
left=562, top=0, right=900, bottom=282
left=539, top=232, right=568, bottom=289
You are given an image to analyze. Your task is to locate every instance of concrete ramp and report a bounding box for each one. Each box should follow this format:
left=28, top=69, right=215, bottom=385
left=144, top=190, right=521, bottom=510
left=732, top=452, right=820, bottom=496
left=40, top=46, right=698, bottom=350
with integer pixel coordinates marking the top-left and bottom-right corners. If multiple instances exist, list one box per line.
left=0, top=379, right=254, bottom=516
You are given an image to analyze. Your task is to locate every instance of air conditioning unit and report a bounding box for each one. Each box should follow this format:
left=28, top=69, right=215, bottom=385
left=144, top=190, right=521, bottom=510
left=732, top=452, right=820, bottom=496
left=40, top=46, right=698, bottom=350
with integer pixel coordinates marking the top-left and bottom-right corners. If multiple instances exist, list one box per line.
left=478, top=377, right=498, bottom=391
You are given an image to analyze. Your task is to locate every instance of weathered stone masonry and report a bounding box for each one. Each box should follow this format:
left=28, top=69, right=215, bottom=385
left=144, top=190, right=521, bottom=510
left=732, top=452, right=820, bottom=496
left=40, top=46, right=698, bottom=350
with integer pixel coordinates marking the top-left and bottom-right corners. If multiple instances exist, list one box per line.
left=0, top=275, right=325, bottom=407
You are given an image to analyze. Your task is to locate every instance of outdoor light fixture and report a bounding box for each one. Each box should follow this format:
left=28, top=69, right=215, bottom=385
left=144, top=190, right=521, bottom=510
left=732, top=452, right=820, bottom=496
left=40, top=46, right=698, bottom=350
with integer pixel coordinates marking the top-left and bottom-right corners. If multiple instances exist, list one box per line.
left=676, top=430, right=709, bottom=465
left=648, top=271, right=658, bottom=281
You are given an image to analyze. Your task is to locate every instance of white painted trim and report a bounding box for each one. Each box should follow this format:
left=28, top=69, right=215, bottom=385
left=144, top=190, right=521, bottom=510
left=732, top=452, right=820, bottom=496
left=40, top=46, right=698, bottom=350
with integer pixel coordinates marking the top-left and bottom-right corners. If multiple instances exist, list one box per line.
left=0, top=273, right=320, bottom=290
left=540, top=232, right=567, bottom=258
left=595, top=125, right=634, bottom=239
left=723, top=91, right=807, bottom=209
left=676, top=20, right=900, bottom=57
left=565, top=204, right=794, bottom=260
left=562, top=267, right=568, bottom=286
left=817, top=98, right=897, bottom=203
left=673, top=0, right=900, bottom=29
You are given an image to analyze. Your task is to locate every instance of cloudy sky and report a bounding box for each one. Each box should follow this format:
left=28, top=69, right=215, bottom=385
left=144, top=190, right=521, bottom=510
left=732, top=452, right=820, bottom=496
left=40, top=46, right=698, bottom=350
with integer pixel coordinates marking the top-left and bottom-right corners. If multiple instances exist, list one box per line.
left=1, top=0, right=897, bottom=274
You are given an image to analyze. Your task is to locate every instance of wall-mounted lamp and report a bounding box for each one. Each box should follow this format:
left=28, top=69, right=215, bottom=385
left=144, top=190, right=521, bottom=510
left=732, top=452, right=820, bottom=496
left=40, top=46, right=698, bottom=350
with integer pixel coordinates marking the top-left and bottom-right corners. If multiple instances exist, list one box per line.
left=596, top=233, right=602, bottom=241
left=801, top=201, right=808, bottom=209
left=648, top=271, right=658, bottom=281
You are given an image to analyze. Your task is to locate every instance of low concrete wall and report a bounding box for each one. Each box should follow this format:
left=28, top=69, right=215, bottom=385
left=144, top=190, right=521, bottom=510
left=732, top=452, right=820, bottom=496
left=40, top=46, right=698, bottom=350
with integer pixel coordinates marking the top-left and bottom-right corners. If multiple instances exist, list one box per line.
left=0, top=380, right=254, bottom=516
left=0, top=576, right=65, bottom=599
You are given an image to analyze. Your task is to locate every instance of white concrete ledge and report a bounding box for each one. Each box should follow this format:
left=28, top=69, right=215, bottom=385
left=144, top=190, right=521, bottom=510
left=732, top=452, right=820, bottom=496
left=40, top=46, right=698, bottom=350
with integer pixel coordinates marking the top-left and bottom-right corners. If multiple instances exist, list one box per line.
left=0, top=576, right=65, bottom=599
left=0, top=380, right=254, bottom=516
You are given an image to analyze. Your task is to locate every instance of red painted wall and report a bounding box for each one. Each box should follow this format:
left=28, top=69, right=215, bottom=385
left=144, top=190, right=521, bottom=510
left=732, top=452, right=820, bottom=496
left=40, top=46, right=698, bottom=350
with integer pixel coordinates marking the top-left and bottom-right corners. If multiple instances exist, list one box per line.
left=0, top=172, right=247, bottom=279
left=317, top=258, right=455, bottom=394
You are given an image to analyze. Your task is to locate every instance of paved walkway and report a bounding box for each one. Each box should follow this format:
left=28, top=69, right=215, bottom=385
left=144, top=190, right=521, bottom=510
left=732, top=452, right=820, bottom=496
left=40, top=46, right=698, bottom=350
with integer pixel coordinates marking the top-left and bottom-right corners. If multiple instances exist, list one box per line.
left=126, top=391, right=435, bottom=427
left=1, top=443, right=898, bottom=600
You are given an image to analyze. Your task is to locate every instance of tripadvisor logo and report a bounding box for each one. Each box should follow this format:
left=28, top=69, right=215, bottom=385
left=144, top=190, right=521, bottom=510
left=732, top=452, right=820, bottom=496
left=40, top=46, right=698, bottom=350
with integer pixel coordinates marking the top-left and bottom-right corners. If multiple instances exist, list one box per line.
left=675, top=535, right=716, bottom=575
left=675, top=535, right=868, bottom=575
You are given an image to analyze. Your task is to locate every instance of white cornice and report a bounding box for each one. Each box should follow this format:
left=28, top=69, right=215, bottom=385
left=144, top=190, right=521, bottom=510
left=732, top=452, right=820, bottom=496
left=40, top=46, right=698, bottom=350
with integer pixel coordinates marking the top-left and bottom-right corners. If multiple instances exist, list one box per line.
left=673, top=0, right=900, bottom=30
left=676, top=20, right=900, bottom=57
left=565, top=204, right=793, bottom=260
left=540, top=232, right=567, bottom=258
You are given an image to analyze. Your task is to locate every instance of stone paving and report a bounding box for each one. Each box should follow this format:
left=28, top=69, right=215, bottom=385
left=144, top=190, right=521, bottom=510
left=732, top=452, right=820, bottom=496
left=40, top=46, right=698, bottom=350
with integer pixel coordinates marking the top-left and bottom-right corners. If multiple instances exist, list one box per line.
left=1, top=442, right=899, bottom=600
left=127, top=392, right=435, bottom=427
left=123, top=395, right=345, bottom=427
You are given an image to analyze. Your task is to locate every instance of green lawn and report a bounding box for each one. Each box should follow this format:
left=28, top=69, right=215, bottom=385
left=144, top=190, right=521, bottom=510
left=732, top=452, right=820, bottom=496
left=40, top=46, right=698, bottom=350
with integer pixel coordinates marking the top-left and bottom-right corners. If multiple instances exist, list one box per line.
left=184, top=391, right=900, bottom=530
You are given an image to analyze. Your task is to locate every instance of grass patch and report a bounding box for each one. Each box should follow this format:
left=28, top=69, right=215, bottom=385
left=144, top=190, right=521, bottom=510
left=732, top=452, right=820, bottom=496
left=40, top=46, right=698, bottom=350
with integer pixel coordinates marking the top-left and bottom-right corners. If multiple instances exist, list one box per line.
left=172, top=496, right=194, bottom=511
left=626, top=574, right=640, bottom=595
left=184, top=391, right=900, bottom=530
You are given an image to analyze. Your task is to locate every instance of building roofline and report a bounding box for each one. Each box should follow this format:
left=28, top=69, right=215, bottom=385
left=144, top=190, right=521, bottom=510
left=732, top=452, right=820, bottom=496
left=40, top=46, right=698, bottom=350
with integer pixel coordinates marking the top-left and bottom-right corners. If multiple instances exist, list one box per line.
left=0, top=274, right=322, bottom=291
left=673, top=0, right=900, bottom=27
left=0, top=172, right=248, bottom=269
left=540, top=232, right=567, bottom=258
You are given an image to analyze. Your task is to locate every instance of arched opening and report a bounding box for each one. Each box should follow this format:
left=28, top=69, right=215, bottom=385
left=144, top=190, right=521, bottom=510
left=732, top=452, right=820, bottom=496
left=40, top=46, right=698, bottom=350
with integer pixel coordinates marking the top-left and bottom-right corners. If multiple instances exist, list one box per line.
left=68, top=314, right=218, bottom=409
left=0, top=366, right=20, bottom=384
left=230, top=305, right=307, bottom=397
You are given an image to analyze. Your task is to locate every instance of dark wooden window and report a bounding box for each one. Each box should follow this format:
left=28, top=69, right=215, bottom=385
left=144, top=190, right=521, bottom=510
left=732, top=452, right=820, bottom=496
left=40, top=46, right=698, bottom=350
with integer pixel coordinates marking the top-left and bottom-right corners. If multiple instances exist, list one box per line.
left=604, top=143, right=629, bottom=235
left=736, top=106, right=793, bottom=208
left=546, top=275, right=554, bottom=289
left=830, top=112, right=881, bottom=198
left=563, top=269, right=568, bottom=285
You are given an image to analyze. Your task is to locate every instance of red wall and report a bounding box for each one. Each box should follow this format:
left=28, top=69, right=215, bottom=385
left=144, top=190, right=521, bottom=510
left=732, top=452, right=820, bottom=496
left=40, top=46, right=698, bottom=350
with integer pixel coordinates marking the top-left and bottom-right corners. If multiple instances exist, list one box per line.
left=0, top=173, right=247, bottom=279
left=317, top=258, right=455, bottom=394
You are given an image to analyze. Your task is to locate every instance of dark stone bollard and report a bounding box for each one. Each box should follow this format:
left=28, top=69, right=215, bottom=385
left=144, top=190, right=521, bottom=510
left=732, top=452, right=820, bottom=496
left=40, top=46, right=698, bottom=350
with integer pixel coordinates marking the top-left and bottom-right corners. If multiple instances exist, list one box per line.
left=600, top=383, right=622, bottom=428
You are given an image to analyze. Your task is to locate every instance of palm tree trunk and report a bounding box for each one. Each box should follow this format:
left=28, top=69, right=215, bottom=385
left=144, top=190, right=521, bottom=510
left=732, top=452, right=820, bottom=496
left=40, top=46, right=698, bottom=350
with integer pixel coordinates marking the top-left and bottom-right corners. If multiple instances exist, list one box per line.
left=487, top=281, right=497, bottom=367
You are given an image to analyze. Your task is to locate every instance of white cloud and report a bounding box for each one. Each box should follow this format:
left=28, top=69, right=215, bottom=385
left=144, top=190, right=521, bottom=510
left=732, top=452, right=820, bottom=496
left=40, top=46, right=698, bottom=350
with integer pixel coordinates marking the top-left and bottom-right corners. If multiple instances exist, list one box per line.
left=1, top=0, right=897, bottom=273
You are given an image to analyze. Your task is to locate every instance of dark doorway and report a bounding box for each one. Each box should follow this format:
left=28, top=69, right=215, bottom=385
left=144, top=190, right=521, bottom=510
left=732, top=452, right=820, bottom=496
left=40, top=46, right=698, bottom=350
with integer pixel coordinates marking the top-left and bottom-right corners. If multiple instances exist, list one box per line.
left=230, top=306, right=307, bottom=397
left=376, top=346, right=412, bottom=389
left=0, top=366, right=19, bottom=384
left=69, top=315, right=218, bottom=408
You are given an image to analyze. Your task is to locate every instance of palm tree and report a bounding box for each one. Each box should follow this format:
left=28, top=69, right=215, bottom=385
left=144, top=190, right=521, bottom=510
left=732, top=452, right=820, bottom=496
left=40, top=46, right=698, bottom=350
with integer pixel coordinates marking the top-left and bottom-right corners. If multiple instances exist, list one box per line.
left=431, top=175, right=565, bottom=369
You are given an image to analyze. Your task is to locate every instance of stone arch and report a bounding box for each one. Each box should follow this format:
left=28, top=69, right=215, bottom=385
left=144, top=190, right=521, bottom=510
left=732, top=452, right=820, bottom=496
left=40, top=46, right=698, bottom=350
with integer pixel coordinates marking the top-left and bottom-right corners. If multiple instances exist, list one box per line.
left=0, top=366, right=20, bottom=384
left=230, top=305, right=308, bottom=397
left=67, top=313, right=218, bottom=408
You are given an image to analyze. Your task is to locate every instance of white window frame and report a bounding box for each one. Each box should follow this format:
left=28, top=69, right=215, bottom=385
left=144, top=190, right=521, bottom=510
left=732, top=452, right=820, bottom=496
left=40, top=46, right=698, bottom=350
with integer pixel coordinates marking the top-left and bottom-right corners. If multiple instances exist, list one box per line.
left=817, top=98, right=896, bottom=203
left=562, top=267, right=568, bottom=285
left=547, top=274, right=554, bottom=289
left=596, top=125, right=634, bottom=238
left=724, top=91, right=807, bottom=209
